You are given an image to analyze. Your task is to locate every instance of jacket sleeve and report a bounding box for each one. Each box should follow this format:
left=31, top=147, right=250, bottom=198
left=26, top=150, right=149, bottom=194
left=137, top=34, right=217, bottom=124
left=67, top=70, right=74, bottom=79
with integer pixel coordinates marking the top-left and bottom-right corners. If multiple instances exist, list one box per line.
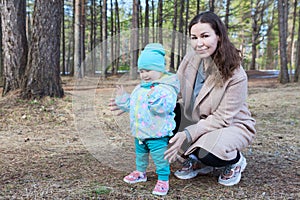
left=147, top=85, right=177, bottom=115
left=115, top=93, right=131, bottom=112
left=185, top=72, right=248, bottom=142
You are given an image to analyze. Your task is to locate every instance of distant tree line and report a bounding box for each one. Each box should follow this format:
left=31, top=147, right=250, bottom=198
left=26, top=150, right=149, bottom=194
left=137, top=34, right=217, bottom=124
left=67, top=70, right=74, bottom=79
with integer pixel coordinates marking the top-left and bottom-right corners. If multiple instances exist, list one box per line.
left=0, top=0, right=299, bottom=99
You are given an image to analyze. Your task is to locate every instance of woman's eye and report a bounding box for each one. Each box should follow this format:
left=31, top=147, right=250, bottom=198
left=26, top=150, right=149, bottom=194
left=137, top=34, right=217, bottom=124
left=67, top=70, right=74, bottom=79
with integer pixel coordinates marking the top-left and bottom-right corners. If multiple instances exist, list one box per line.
left=191, top=36, right=197, bottom=40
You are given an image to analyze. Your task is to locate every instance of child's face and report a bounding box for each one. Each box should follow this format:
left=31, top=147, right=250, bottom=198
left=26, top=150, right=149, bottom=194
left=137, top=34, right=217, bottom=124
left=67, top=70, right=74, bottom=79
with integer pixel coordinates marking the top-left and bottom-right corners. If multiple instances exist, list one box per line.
left=139, top=69, right=162, bottom=82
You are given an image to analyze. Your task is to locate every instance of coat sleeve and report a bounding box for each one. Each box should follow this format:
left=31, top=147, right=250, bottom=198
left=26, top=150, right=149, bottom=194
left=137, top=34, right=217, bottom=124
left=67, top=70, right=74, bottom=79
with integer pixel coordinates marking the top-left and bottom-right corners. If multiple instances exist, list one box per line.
left=185, top=71, right=248, bottom=142
left=147, top=85, right=177, bottom=116
left=115, top=93, right=131, bottom=112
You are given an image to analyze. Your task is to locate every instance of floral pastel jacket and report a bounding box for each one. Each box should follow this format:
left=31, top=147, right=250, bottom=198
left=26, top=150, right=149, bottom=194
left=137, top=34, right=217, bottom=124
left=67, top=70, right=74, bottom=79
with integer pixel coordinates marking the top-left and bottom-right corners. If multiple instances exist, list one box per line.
left=115, top=73, right=180, bottom=140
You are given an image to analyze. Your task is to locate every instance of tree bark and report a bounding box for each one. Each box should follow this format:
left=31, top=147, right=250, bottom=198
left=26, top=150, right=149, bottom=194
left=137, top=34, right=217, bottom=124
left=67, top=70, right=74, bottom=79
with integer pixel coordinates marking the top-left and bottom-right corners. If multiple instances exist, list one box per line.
left=157, top=0, right=163, bottom=44
left=1, top=0, right=28, bottom=95
left=61, top=1, right=66, bottom=76
left=74, top=0, right=82, bottom=78
left=144, top=0, right=149, bottom=47
left=225, top=0, right=231, bottom=29
left=151, top=0, right=155, bottom=42
left=21, top=0, right=64, bottom=98
left=177, top=0, right=184, bottom=69
left=80, top=0, right=85, bottom=76
left=209, top=0, right=215, bottom=12
left=130, top=0, right=139, bottom=80
left=278, top=0, right=290, bottom=83
left=183, top=0, right=189, bottom=56
left=170, top=0, right=177, bottom=72
left=287, top=0, right=297, bottom=80
left=110, top=0, right=115, bottom=74
left=0, top=15, right=3, bottom=86
left=294, top=3, right=300, bottom=82
left=115, top=0, right=120, bottom=72
left=265, top=6, right=276, bottom=70
left=101, top=0, right=107, bottom=78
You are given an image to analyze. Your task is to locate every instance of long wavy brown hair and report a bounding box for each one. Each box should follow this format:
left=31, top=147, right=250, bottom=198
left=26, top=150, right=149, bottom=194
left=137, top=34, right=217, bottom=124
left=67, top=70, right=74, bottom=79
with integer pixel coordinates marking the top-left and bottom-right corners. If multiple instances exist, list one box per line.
left=189, top=11, right=242, bottom=82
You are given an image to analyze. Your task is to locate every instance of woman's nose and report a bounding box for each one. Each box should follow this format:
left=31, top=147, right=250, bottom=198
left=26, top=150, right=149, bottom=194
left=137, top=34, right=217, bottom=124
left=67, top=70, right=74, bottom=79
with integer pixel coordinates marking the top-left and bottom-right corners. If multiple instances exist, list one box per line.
left=197, top=38, right=204, bottom=46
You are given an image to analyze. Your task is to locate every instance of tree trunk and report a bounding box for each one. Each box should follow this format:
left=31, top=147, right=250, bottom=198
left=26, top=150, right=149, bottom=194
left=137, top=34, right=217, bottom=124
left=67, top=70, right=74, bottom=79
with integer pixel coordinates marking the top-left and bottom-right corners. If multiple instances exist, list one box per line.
left=196, top=0, right=200, bottom=14
left=130, top=0, right=139, bottom=80
left=21, top=0, right=64, bottom=98
left=74, top=0, right=82, bottom=78
left=26, top=1, right=33, bottom=45
left=151, top=0, right=155, bottom=42
left=0, top=15, right=3, bottom=86
left=209, top=0, right=215, bottom=12
left=265, top=6, right=276, bottom=70
left=139, top=0, right=143, bottom=48
left=177, top=0, right=184, bottom=69
left=144, top=0, right=149, bottom=47
left=89, top=0, right=96, bottom=75
left=110, top=0, right=115, bottom=74
left=278, top=0, right=289, bottom=83
left=101, top=0, right=107, bottom=78
left=225, top=0, right=231, bottom=29
left=294, top=3, right=300, bottom=82
left=250, top=0, right=258, bottom=70
left=170, top=0, right=177, bottom=72
left=115, top=0, right=120, bottom=72
left=157, top=0, right=163, bottom=44
left=287, top=0, right=297, bottom=80
left=1, top=0, right=28, bottom=96
left=183, top=0, right=189, bottom=56
left=80, top=0, right=86, bottom=76
left=61, top=1, right=66, bottom=76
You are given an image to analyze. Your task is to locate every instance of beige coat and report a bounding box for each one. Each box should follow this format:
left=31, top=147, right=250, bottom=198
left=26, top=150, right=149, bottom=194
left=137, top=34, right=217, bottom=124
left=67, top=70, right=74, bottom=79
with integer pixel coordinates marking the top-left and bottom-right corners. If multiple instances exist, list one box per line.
left=177, top=51, right=256, bottom=160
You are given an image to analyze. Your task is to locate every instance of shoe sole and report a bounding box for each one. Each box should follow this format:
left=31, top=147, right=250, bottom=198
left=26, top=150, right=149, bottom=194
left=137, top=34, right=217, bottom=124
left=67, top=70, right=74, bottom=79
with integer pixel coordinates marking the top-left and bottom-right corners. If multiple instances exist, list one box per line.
left=123, top=177, right=147, bottom=184
left=218, top=157, right=247, bottom=186
left=174, top=166, right=214, bottom=180
left=152, top=190, right=168, bottom=196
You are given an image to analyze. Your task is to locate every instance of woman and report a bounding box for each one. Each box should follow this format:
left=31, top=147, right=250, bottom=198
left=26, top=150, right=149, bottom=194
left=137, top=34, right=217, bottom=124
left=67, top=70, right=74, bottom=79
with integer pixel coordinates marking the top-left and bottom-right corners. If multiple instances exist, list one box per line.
left=164, top=11, right=256, bottom=186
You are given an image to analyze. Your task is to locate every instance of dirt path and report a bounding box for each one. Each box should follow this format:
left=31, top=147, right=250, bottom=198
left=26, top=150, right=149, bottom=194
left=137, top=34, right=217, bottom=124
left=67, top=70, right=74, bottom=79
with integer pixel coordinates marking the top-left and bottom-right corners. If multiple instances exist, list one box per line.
left=0, top=74, right=299, bottom=199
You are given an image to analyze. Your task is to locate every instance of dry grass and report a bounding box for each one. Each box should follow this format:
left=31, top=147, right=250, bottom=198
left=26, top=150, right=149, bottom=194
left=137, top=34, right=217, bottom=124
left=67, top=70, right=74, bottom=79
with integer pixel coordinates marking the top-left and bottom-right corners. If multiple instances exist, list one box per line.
left=0, top=76, right=299, bottom=199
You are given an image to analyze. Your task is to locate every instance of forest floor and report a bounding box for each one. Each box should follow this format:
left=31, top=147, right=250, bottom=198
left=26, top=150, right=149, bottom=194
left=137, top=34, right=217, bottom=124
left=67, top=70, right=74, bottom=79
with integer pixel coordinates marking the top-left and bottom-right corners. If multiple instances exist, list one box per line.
left=0, top=70, right=299, bottom=199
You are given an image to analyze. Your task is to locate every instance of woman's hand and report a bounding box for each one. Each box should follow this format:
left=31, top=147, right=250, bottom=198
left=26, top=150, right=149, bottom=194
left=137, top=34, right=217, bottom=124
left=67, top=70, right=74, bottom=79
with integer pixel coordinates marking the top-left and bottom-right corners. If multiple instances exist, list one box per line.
left=164, top=131, right=187, bottom=163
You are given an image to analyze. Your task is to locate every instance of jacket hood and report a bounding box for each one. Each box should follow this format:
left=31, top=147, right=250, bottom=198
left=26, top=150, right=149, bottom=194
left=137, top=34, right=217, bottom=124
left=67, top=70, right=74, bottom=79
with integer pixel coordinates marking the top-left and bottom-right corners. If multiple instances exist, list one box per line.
left=153, top=73, right=180, bottom=94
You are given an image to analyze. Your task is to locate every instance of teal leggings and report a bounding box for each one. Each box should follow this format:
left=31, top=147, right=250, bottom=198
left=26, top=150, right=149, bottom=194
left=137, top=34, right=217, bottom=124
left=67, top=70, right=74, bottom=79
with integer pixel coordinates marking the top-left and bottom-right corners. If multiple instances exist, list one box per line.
left=135, top=137, right=170, bottom=181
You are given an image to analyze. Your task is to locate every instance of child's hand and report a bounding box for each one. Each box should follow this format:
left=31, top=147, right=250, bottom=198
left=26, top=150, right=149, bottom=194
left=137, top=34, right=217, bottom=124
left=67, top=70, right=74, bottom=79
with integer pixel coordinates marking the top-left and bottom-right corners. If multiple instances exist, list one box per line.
left=109, top=98, right=125, bottom=115
left=109, top=85, right=126, bottom=116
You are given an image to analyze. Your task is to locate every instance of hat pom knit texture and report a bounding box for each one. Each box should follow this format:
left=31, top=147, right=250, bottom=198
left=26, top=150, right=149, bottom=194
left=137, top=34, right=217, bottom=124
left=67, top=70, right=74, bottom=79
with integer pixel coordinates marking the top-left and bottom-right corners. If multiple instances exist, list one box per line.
left=138, top=43, right=166, bottom=73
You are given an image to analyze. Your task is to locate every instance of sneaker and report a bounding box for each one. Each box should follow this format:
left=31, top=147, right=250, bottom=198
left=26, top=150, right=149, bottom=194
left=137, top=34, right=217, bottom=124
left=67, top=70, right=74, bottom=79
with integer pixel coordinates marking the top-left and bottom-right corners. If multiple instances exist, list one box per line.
left=123, top=171, right=147, bottom=184
left=152, top=180, right=169, bottom=196
left=218, top=153, right=247, bottom=186
left=174, top=155, right=214, bottom=179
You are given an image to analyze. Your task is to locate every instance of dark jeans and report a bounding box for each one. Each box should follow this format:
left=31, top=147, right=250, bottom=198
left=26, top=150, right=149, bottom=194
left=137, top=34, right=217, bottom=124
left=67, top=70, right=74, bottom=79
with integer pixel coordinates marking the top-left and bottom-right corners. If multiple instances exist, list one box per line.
left=173, top=103, right=240, bottom=167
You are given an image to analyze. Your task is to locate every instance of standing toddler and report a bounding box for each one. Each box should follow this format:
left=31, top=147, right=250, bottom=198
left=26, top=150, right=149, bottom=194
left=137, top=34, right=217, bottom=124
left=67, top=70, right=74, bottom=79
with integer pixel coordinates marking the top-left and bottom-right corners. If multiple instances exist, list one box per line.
left=114, top=43, right=179, bottom=195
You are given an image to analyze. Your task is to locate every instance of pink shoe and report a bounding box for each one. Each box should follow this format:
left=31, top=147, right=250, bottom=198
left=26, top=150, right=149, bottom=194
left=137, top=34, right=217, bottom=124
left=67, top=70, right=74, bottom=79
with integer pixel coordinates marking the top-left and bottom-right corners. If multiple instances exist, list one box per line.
left=123, top=171, right=147, bottom=184
left=152, top=180, right=169, bottom=196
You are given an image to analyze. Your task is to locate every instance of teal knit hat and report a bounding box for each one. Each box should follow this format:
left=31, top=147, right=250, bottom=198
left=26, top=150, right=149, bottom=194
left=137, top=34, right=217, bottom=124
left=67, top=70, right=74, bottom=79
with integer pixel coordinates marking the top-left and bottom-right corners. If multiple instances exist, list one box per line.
left=138, top=43, right=166, bottom=73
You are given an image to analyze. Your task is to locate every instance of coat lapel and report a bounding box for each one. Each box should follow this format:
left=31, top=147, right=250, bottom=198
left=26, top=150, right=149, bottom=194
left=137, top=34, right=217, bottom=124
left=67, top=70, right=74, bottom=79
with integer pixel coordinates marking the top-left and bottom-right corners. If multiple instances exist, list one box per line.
left=193, top=75, right=215, bottom=110
left=183, top=54, right=200, bottom=106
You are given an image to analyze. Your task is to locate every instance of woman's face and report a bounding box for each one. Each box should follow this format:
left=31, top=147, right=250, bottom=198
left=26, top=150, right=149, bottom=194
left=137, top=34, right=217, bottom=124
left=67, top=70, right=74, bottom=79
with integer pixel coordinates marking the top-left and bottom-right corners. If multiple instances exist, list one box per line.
left=190, top=22, right=219, bottom=58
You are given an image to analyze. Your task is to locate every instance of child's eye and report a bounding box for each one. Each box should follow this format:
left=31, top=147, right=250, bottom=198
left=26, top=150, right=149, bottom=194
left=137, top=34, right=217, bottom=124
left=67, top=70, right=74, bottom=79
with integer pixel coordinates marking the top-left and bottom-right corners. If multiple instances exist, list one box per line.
left=191, top=36, right=197, bottom=40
